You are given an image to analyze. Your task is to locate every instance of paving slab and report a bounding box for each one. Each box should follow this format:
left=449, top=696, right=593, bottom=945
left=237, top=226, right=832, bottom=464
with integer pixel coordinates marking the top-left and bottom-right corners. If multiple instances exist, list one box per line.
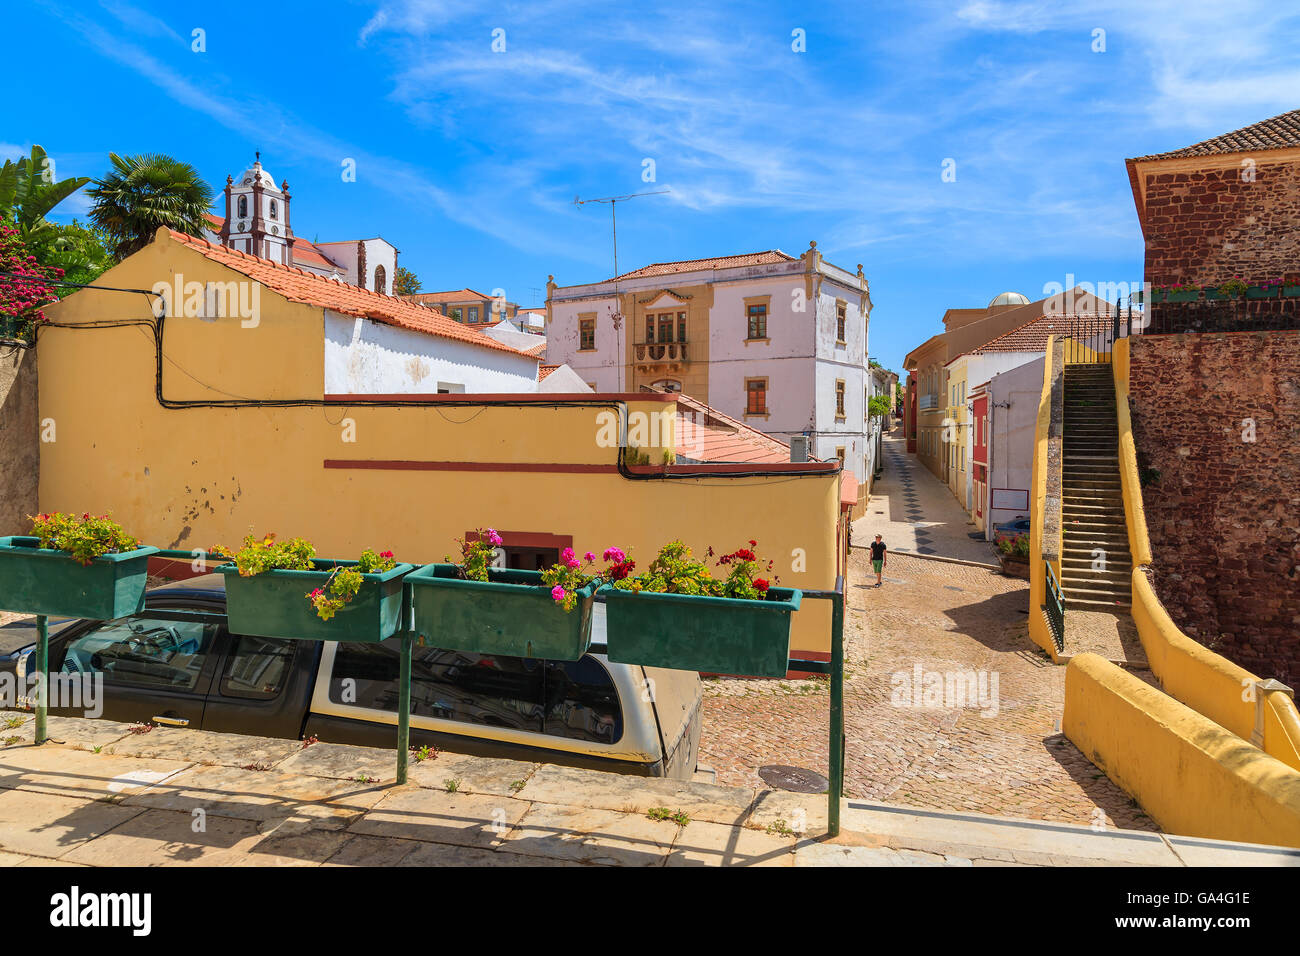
left=516, top=763, right=756, bottom=826
left=1164, top=835, right=1300, bottom=867
left=0, top=746, right=192, bottom=801
left=794, top=840, right=969, bottom=866
left=408, top=751, right=541, bottom=797
left=273, top=742, right=399, bottom=783
left=105, top=727, right=302, bottom=768
left=239, top=820, right=351, bottom=866
left=0, top=788, right=144, bottom=859
left=664, top=819, right=796, bottom=867
left=5, top=715, right=137, bottom=750
left=60, top=807, right=264, bottom=866
left=350, top=785, right=528, bottom=848
left=746, top=790, right=833, bottom=836
left=500, top=802, right=675, bottom=867
left=119, top=764, right=387, bottom=828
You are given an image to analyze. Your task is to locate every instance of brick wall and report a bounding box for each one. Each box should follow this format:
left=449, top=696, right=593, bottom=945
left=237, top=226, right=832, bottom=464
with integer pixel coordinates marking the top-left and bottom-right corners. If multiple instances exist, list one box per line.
left=1140, top=157, right=1300, bottom=287
left=1128, top=331, right=1300, bottom=681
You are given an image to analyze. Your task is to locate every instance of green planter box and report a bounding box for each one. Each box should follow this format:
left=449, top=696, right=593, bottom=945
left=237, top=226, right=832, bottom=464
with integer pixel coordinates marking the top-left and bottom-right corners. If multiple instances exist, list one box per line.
left=219, top=561, right=414, bottom=643
left=1283, top=285, right=1300, bottom=298
left=1245, top=285, right=1276, bottom=300
left=602, top=586, right=802, bottom=678
left=0, top=536, right=159, bottom=619
left=1164, top=291, right=1198, bottom=303
left=406, top=564, right=598, bottom=661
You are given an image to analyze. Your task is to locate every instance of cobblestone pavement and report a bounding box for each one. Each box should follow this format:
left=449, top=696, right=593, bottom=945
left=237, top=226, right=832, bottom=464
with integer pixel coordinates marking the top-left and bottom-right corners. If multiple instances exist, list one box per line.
left=852, top=430, right=999, bottom=565
left=700, top=548, right=1159, bottom=832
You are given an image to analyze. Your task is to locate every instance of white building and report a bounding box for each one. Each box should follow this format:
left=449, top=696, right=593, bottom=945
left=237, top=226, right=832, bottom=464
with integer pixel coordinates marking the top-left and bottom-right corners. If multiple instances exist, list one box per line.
left=205, top=155, right=399, bottom=293
left=545, top=242, right=874, bottom=493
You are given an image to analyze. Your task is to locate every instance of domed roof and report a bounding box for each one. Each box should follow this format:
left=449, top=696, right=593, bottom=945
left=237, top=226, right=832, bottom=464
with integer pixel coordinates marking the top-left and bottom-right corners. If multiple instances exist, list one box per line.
left=988, top=291, right=1030, bottom=307
left=237, top=159, right=280, bottom=192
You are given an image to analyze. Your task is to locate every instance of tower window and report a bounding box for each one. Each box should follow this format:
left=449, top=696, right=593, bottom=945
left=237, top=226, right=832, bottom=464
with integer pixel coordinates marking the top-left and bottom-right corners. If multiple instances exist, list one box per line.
left=269, top=199, right=278, bottom=220
left=374, top=265, right=387, bottom=295
left=237, top=196, right=248, bottom=218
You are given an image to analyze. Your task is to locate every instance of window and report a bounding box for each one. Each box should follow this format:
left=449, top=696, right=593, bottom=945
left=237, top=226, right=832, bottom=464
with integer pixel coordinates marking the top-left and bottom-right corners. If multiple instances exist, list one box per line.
left=836, top=447, right=846, bottom=467
left=269, top=199, right=278, bottom=221
left=450, top=307, right=463, bottom=322
left=747, top=303, right=768, bottom=339
left=579, top=318, right=596, bottom=350
left=60, top=617, right=217, bottom=690
left=835, top=380, right=846, bottom=418
left=373, top=265, right=387, bottom=296
left=836, top=302, right=847, bottom=343
left=468, top=306, right=480, bottom=323
left=221, top=635, right=294, bottom=700
left=746, top=378, right=767, bottom=415
left=326, top=641, right=622, bottom=743
left=648, top=311, right=686, bottom=345
left=237, top=195, right=248, bottom=219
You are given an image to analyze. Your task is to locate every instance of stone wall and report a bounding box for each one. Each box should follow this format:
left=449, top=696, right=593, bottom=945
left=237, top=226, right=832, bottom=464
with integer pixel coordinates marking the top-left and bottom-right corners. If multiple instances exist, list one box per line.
left=0, top=345, right=38, bottom=534
left=1140, top=157, right=1300, bottom=287
left=1128, top=331, right=1300, bottom=681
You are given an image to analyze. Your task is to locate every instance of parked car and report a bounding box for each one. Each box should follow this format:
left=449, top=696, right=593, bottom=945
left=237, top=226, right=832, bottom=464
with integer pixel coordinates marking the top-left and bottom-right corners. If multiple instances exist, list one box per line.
left=0, top=575, right=703, bottom=779
left=992, top=517, right=1031, bottom=544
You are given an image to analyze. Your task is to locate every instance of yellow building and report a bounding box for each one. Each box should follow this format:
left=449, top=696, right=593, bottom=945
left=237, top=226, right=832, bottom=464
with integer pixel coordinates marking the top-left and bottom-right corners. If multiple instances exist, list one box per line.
left=35, top=228, right=848, bottom=664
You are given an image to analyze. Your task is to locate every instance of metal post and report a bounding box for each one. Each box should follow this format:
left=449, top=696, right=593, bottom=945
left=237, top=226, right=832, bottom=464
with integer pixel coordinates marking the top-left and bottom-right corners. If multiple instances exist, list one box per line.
left=828, top=579, right=845, bottom=838
left=34, top=614, right=48, bottom=745
left=396, top=630, right=412, bottom=784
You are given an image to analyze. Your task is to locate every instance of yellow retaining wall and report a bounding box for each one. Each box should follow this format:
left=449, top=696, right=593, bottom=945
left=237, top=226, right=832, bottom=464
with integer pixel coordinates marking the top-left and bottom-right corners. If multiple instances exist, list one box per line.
left=37, top=232, right=842, bottom=655
left=1111, top=337, right=1300, bottom=771
left=1027, top=336, right=1059, bottom=660
left=1065, top=653, right=1300, bottom=848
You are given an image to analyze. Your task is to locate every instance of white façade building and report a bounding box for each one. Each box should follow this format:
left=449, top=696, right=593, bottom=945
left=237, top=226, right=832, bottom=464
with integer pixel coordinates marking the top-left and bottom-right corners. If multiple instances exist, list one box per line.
left=545, top=242, right=874, bottom=492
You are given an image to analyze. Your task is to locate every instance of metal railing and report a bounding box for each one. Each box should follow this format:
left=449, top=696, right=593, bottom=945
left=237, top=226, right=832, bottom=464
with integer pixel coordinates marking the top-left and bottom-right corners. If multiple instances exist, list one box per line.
left=1138, top=294, right=1300, bottom=335
left=1058, top=311, right=1119, bottom=365
left=1044, top=560, right=1065, bottom=652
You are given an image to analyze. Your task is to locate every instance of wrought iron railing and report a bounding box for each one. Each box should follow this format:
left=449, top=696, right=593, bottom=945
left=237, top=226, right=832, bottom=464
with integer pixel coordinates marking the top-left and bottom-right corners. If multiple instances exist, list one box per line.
left=1137, top=294, right=1300, bottom=335
left=1044, top=560, right=1065, bottom=652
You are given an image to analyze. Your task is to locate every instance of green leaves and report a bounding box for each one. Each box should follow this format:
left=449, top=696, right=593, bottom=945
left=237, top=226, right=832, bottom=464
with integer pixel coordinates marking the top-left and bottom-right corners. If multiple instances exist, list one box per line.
left=86, top=152, right=215, bottom=260
left=28, top=512, right=140, bottom=565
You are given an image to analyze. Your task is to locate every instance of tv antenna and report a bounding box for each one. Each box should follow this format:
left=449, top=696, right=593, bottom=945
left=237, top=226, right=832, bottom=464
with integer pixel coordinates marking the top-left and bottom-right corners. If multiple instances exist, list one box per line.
left=573, top=189, right=670, bottom=278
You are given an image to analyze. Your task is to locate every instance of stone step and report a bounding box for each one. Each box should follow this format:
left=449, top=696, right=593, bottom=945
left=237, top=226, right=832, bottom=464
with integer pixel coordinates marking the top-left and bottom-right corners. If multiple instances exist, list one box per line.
left=1062, top=558, right=1132, bottom=572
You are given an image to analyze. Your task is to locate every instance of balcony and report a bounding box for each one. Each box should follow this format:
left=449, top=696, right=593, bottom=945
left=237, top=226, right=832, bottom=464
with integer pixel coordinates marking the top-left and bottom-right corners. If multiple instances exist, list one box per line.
left=634, top=341, right=689, bottom=372
left=918, top=394, right=939, bottom=411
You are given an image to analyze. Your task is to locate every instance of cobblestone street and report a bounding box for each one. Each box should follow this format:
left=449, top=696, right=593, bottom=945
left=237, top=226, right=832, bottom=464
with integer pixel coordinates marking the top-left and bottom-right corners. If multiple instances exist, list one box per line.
left=700, top=548, right=1157, bottom=832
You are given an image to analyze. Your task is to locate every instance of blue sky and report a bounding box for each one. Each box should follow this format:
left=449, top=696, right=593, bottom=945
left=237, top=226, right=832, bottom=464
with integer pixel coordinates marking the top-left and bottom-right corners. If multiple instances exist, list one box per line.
left=8, top=0, right=1300, bottom=372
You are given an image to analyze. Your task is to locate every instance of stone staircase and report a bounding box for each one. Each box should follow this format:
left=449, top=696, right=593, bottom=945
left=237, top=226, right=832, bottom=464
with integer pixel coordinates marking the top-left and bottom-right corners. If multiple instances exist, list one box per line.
left=1061, top=363, right=1132, bottom=612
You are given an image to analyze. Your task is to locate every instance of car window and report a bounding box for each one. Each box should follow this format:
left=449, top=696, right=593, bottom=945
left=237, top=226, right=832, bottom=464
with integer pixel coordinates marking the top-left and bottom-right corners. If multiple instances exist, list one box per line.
left=327, top=640, right=628, bottom=738
left=221, top=634, right=295, bottom=699
left=60, top=617, right=217, bottom=690
left=541, top=658, right=623, bottom=744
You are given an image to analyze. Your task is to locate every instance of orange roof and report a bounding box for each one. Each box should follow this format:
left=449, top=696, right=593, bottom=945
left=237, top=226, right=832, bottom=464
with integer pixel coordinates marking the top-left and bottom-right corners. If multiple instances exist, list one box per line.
left=204, top=214, right=343, bottom=272
left=166, top=230, right=535, bottom=358
left=538, top=364, right=559, bottom=380
left=408, top=289, right=495, bottom=303
left=612, top=250, right=795, bottom=281
left=522, top=341, right=547, bottom=358
left=959, top=313, right=1115, bottom=358
left=672, top=393, right=792, bottom=465
left=1130, top=109, right=1300, bottom=161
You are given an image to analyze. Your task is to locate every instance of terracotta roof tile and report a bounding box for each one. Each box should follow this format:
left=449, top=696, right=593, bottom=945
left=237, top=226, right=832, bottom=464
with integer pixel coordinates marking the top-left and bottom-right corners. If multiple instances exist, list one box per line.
left=963, top=313, right=1115, bottom=356
left=672, top=392, right=793, bottom=465
left=407, top=289, right=495, bottom=303
left=612, top=250, right=795, bottom=281
left=1130, top=109, right=1300, bottom=161
left=523, top=341, right=547, bottom=358
left=538, top=364, right=559, bottom=380
left=167, top=231, right=534, bottom=358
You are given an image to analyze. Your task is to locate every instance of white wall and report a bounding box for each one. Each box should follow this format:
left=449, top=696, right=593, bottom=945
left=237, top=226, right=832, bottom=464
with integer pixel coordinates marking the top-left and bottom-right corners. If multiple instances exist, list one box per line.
left=323, top=311, right=539, bottom=394
left=984, top=356, right=1044, bottom=538
left=547, top=295, right=624, bottom=391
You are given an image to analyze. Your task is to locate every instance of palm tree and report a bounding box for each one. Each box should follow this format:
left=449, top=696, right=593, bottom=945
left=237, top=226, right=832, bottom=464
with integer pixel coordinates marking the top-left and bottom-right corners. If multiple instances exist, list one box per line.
left=87, top=153, right=214, bottom=260
left=0, top=145, right=91, bottom=244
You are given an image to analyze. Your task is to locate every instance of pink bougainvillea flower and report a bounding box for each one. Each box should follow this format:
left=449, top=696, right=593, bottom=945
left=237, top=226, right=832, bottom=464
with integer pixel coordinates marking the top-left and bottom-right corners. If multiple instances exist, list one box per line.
left=551, top=585, right=566, bottom=602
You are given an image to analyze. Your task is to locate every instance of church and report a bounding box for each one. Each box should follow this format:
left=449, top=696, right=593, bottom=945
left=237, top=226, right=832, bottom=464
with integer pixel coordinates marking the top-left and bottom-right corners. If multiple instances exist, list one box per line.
left=203, top=155, right=398, bottom=292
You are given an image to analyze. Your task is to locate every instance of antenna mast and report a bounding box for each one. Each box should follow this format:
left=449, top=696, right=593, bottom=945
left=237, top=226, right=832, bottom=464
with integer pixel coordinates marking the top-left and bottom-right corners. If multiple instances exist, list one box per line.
left=573, top=189, right=670, bottom=278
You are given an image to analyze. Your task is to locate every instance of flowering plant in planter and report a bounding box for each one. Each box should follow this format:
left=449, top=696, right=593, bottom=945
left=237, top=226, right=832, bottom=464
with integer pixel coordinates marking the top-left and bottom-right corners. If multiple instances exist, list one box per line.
left=997, top=534, right=1030, bottom=560
left=541, top=547, right=599, bottom=612
left=28, top=512, right=141, bottom=565
left=217, top=534, right=400, bottom=621
left=308, top=549, right=398, bottom=620
left=1214, top=277, right=1248, bottom=298
left=609, top=539, right=778, bottom=600
left=445, top=528, right=503, bottom=582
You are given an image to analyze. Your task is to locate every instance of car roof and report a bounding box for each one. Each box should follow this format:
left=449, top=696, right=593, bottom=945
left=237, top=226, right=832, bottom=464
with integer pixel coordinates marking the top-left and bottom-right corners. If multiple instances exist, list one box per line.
left=150, top=573, right=227, bottom=599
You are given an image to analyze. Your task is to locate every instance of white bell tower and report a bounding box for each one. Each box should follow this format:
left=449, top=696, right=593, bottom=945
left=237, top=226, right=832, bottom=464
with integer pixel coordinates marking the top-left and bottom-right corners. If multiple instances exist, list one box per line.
left=218, top=153, right=295, bottom=265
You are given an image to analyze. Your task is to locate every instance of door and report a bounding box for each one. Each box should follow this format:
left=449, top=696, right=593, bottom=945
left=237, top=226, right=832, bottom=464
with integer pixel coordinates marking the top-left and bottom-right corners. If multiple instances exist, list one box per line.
left=200, top=632, right=320, bottom=739
left=50, top=611, right=220, bottom=728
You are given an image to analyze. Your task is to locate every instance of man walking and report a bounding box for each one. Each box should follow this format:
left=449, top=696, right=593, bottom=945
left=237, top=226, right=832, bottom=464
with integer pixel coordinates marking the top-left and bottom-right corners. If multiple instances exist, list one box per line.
left=869, top=534, right=887, bottom=587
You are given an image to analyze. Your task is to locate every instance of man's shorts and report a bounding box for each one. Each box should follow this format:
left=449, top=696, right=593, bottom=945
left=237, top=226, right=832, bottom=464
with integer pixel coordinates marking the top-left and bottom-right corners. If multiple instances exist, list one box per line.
left=872, top=559, right=883, bottom=573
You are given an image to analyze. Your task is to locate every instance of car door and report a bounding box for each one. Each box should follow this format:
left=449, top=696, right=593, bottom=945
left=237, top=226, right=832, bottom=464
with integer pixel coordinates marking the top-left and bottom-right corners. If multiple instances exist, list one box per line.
left=200, top=632, right=320, bottom=740
left=47, top=608, right=220, bottom=728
